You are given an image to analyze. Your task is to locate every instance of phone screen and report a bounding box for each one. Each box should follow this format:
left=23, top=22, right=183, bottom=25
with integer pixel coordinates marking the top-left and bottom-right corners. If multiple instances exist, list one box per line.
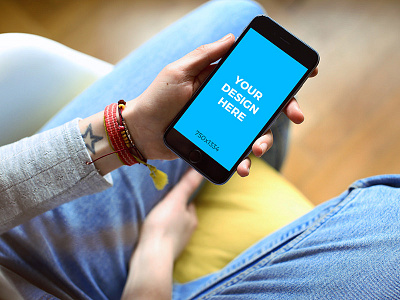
left=173, top=28, right=308, bottom=171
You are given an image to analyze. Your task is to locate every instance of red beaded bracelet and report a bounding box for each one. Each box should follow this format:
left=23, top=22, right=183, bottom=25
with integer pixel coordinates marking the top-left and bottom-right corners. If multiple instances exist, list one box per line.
left=104, top=102, right=138, bottom=166
left=86, top=100, right=168, bottom=190
left=117, top=100, right=147, bottom=163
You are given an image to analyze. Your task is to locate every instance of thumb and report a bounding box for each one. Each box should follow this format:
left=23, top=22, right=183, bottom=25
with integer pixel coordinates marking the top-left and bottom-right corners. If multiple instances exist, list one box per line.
left=168, top=168, right=204, bottom=205
left=175, top=34, right=235, bottom=77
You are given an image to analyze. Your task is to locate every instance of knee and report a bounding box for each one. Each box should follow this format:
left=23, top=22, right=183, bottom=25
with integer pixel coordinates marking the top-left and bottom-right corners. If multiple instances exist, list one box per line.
left=211, top=0, right=265, bottom=12
left=203, top=0, right=266, bottom=28
left=217, top=0, right=265, bottom=15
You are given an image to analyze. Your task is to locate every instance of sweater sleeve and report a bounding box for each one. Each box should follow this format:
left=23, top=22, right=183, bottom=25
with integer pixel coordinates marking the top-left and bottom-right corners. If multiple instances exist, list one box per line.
left=0, top=118, right=113, bottom=234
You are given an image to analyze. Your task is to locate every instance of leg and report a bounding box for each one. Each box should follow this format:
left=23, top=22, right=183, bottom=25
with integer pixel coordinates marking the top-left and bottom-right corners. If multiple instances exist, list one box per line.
left=41, top=0, right=265, bottom=130
left=0, top=1, right=264, bottom=299
left=174, top=175, right=400, bottom=299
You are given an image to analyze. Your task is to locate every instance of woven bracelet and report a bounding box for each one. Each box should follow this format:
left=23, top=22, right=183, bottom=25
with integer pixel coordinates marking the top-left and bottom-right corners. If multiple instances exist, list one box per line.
left=86, top=100, right=168, bottom=190
left=104, top=102, right=138, bottom=166
left=117, top=100, right=147, bottom=163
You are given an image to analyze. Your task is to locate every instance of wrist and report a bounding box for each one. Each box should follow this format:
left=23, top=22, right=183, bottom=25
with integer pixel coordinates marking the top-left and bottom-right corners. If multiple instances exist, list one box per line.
left=123, top=99, right=151, bottom=160
left=123, top=97, right=177, bottom=161
left=79, top=111, right=124, bottom=175
left=134, top=232, right=175, bottom=263
left=80, top=100, right=169, bottom=190
left=123, top=234, right=174, bottom=300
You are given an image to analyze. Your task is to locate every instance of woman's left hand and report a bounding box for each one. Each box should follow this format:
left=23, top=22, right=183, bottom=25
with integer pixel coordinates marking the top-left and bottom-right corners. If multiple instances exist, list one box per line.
left=126, top=34, right=318, bottom=177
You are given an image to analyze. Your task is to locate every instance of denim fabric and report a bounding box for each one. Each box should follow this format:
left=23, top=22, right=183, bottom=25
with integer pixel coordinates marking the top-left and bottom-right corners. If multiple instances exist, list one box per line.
left=0, top=1, right=265, bottom=299
left=1, top=0, right=399, bottom=299
left=173, top=174, right=400, bottom=299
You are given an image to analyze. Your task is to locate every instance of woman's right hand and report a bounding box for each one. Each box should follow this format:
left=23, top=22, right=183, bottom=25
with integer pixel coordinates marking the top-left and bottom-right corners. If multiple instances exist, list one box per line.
left=121, top=168, right=203, bottom=300
left=137, top=167, right=202, bottom=260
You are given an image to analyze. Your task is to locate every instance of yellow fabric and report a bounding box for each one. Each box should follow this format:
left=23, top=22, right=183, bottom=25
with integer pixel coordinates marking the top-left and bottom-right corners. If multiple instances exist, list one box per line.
left=173, top=155, right=314, bottom=283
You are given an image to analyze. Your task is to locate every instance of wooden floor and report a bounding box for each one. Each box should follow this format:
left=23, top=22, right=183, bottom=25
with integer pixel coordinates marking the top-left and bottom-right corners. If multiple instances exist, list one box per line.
left=1, top=0, right=399, bottom=205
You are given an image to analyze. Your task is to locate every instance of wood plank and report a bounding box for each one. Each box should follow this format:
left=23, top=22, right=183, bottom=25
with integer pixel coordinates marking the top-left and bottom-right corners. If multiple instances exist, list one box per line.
left=0, top=1, right=46, bottom=35
left=281, top=0, right=400, bottom=203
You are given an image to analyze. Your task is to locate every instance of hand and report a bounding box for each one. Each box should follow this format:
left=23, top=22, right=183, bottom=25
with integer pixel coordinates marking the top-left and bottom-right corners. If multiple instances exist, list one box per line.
left=237, top=75, right=318, bottom=177
left=138, top=168, right=203, bottom=260
left=125, top=34, right=318, bottom=177
left=125, top=34, right=236, bottom=161
left=122, top=168, right=203, bottom=300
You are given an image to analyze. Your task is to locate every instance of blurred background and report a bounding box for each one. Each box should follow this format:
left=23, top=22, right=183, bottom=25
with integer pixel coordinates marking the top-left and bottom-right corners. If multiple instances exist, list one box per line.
left=1, top=0, right=399, bottom=205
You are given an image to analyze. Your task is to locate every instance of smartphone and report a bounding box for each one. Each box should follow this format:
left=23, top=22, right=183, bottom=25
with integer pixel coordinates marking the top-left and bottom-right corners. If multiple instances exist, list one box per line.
left=164, top=15, right=319, bottom=184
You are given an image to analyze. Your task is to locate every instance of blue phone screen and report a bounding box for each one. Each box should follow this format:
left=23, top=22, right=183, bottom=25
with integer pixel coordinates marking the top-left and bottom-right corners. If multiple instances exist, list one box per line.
left=174, top=28, right=307, bottom=170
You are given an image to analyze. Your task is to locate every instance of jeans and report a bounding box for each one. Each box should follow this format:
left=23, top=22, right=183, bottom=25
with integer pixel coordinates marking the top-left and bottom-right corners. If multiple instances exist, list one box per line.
left=1, top=0, right=399, bottom=299
left=174, top=175, right=400, bottom=299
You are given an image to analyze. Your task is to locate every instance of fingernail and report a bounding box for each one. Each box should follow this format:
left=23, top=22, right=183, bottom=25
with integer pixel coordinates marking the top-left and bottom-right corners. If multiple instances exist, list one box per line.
left=261, top=143, right=268, bottom=154
left=219, top=33, right=232, bottom=42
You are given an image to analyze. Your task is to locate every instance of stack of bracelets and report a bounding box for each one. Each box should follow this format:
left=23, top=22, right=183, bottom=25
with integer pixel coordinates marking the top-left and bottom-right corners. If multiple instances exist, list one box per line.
left=86, top=100, right=168, bottom=190
left=103, top=99, right=147, bottom=166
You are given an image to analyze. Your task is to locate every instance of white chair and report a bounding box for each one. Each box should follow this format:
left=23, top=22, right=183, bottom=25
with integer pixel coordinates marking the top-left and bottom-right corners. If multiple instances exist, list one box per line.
left=0, top=33, right=113, bottom=146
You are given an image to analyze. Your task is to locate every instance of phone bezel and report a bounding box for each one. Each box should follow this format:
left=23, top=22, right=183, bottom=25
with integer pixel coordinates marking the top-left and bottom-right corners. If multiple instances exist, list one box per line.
left=164, top=15, right=319, bottom=184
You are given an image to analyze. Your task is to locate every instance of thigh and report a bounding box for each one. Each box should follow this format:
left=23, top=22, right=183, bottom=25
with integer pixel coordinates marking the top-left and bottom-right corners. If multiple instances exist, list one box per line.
left=175, top=175, right=400, bottom=299
left=0, top=1, right=265, bottom=300
left=41, top=0, right=265, bottom=131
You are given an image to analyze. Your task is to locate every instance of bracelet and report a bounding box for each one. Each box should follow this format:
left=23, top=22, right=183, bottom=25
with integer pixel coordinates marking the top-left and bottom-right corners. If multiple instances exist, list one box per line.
left=104, top=102, right=138, bottom=166
left=117, top=100, right=147, bottom=163
left=86, top=100, right=168, bottom=190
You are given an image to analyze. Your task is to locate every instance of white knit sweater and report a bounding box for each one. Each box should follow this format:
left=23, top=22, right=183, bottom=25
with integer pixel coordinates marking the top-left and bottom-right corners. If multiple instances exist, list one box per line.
left=0, top=118, right=112, bottom=235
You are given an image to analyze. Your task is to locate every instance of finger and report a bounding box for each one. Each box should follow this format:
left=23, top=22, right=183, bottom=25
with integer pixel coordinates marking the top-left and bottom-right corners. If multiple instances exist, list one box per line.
left=252, top=129, right=273, bottom=157
left=187, top=202, right=196, bottom=215
left=310, top=67, right=318, bottom=77
left=186, top=202, right=198, bottom=221
left=194, top=64, right=217, bottom=91
left=168, top=168, right=204, bottom=203
left=187, top=203, right=198, bottom=230
left=175, top=34, right=235, bottom=77
left=284, top=97, right=304, bottom=124
left=237, top=157, right=251, bottom=177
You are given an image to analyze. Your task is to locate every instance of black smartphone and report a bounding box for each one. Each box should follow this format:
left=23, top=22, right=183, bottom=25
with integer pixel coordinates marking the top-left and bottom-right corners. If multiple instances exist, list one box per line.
left=164, top=15, right=319, bottom=184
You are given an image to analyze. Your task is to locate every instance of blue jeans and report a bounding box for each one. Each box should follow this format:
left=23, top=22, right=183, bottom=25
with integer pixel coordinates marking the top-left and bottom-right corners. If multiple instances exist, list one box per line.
left=1, top=1, right=399, bottom=299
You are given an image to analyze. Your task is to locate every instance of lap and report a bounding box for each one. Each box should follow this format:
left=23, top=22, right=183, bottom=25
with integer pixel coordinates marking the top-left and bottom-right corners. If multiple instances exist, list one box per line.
left=175, top=175, right=400, bottom=299
left=0, top=1, right=264, bottom=299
